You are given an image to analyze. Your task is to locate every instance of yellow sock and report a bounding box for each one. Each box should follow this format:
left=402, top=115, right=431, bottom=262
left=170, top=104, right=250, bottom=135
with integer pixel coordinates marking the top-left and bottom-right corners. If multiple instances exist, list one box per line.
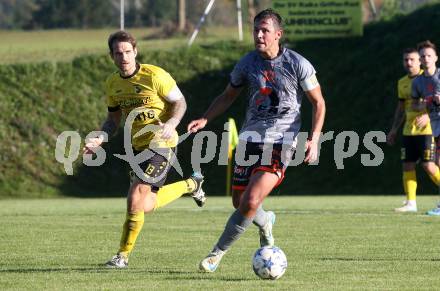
left=403, top=170, right=417, bottom=201
left=118, top=211, right=144, bottom=257
left=154, top=178, right=196, bottom=210
left=428, top=167, right=440, bottom=186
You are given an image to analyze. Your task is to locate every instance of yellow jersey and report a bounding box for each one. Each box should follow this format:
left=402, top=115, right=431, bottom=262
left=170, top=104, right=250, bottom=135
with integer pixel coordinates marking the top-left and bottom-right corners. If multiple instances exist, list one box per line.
left=105, top=64, right=179, bottom=150
left=398, top=71, right=432, bottom=136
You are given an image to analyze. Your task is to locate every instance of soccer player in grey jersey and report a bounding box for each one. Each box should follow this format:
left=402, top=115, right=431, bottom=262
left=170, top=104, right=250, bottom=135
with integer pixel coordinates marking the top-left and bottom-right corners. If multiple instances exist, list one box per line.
left=413, top=41, right=440, bottom=143
left=413, top=40, right=440, bottom=216
left=230, top=38, right=317, bottom=144
left=188, top=8, right=326, bottom=272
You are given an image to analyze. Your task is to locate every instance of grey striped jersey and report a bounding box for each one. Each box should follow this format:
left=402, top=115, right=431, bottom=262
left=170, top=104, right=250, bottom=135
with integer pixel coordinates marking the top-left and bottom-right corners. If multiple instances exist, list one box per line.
left=230, top=47, right=317, bottom=145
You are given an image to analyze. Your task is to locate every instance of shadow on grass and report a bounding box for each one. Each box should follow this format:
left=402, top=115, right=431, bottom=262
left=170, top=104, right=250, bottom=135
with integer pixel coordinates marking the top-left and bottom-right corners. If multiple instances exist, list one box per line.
left=0, top=267, right=112, bottom=273
left=0, top=266, right=193, bottom=274
left=0, top=266, right=255, bottom=281
left=163, top=274, right=255, bottom=282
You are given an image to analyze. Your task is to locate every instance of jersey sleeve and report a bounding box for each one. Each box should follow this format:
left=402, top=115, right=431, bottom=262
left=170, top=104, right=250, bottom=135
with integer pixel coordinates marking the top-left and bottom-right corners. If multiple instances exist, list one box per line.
left=296, top=56, right=317, bottom=84
left=152, top=67, right=177, bottom=98
left=163, top=85, right=184, bottom=102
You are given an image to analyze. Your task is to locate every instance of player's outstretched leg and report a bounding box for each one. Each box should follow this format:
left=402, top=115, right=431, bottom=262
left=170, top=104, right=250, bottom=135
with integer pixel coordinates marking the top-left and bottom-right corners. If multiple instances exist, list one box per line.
left=424, top=162, right=440, bottom=215
left=190, top=172, right=206, bottom=207
left=104, top=210, right=145, bottom=268
left=199, top=209, right=253, bottom=272
left=153, top=172, right=206, bottom=209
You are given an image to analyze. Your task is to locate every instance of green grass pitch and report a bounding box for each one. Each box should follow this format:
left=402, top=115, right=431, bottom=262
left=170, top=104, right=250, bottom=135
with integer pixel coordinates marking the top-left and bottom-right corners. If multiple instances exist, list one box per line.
left=1, top=196, right=439, bottom=290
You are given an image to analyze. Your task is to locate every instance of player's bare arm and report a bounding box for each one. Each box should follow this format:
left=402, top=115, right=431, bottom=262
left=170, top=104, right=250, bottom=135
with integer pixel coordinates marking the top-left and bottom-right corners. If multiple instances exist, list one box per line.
left=84, top=110, right=122, bottom=154
left=415, top=112, right=429, bottom=129
left=187, top=84, right=242, bottom=133
left=387, top=100, right=405, bottom=145
left=411, top=97, right=429, bottom=128
left=411, top=97, right=426, bottom=112
left=304, top=85, right=326, bottom=164
left=161, top=96, right=187, bottom=139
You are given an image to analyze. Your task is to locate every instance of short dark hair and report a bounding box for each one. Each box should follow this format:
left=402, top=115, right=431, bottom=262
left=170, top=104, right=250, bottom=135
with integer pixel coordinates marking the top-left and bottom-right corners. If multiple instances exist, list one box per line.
left=417, top=40, right=437, bottom=55
left=108, top=30, right=137, bottom=54
left=254, top=8, right=283, bottom=30
left=402, top=47, right=418, bottom=55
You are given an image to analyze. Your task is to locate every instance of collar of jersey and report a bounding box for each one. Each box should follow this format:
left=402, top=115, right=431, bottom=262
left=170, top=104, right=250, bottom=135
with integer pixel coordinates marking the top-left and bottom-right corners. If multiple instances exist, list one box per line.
left=259, top=46, right=285, bottom=63
left=120, top=63, right=140, bottom=79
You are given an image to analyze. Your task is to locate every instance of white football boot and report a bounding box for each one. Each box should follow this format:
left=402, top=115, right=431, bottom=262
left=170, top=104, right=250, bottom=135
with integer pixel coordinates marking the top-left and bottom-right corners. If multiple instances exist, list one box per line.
left=259, top=211, right=276, bottom=247
left=190, top=172, right=206, bottom=207
left=426, top=203, right=440, bottom=216
left=105, top=254, right=128, bottom=268
left=199, top=247, right=225, bottom=272
left=394, top=200, right=417, bottom=212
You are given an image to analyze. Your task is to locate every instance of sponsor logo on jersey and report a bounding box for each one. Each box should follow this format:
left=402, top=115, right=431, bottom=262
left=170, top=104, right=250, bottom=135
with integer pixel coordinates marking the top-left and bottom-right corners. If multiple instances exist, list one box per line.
left=134, top=85, right=143, bottom=93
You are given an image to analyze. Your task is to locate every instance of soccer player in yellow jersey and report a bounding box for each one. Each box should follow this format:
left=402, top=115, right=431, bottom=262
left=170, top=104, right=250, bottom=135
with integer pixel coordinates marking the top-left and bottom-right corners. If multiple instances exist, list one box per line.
left=387, top=47, right=440, bottom=212
left=83, top=31, right=206, bottom=268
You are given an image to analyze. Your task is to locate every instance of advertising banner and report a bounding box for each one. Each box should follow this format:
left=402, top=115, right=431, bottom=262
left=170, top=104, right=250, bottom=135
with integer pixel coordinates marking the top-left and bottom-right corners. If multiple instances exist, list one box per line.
left=272, top=0, right=363, bottom=39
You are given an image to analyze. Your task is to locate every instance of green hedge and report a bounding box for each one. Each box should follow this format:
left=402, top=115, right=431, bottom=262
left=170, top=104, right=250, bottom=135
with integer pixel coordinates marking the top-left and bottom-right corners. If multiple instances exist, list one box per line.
left=3, top=4, right=440, bottom=198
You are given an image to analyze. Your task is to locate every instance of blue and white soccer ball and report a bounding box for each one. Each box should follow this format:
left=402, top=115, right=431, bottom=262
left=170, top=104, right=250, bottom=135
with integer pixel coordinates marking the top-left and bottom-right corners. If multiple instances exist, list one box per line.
left=252, top=246, right=287, bottom=280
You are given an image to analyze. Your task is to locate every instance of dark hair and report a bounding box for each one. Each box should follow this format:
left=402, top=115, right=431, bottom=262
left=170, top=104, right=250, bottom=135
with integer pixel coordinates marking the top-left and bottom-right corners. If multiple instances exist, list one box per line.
left=402, top=47, right=418, bottom=55
left=417, top=40, right=437, bottom=55
left=108, top=30, right=137, bottom=54
left=254, top=8, right=283, bottom=30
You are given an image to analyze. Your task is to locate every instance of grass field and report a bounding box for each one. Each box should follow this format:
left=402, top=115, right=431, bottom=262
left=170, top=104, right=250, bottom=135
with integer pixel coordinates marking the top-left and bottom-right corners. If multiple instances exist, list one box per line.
left=0, top=26, right=251, bottom=64
left=1, top=196, right=440, bottom=290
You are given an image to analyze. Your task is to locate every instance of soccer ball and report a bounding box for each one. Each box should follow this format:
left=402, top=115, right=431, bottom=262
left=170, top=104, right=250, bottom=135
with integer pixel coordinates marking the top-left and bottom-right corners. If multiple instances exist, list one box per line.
left=252, top=246, right=287, bottom=280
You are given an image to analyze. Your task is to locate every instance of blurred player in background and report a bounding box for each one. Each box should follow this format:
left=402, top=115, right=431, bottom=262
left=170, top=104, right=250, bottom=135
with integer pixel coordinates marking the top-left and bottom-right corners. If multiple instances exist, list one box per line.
left=386, top=47, right=440, bottom=212
left=188, top=9, right=325, bottom=272
left=412, top=40, right=440, bottom=215
left=84, top=30, right=206, bottom=268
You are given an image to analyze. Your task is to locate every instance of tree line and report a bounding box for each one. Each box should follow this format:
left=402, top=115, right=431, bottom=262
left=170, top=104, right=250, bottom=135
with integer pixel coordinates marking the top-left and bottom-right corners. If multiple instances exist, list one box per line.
left=0, top=0, right=268, bottom=30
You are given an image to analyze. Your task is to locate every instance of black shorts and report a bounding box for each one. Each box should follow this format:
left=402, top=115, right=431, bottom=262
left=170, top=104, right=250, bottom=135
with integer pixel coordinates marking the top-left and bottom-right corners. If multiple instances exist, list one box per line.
left=232, top=142, right=294, bottom=191
left=401, top=135, right=435, bottom=162
left=130, top=147, right=176, bottom=192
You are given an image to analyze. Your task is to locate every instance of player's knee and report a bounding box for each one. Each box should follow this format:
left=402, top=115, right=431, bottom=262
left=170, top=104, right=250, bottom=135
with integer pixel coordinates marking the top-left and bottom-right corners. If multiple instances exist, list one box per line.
left=140, top=184, right=150, bottom=194
left=128, top=184, right=151, bottom=209
left=241, top=196, right=261, bottom=212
